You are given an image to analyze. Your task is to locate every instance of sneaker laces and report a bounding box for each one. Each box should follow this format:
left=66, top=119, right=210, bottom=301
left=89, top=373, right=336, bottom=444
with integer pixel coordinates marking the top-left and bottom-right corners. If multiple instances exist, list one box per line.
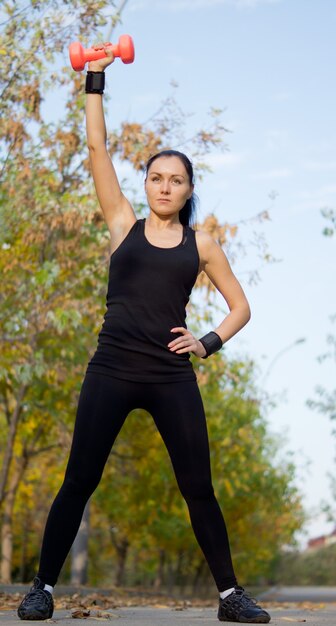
left=23, top=588, right=51, bottom=608
left=222, top=586, right=262, bottom=613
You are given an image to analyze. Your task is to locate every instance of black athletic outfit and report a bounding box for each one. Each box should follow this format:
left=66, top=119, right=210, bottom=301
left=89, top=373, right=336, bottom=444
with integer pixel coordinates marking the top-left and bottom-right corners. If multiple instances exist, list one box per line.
left=37, top=218, right=237, bottom=591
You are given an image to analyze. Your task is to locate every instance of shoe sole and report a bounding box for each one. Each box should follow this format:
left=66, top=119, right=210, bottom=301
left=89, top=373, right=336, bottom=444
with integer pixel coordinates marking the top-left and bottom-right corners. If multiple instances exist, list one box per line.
left=218, top=615, right=271, bottom=623
left=18, top=608, right=53, bottom=621
left=18, top=613, right=53, bottom=621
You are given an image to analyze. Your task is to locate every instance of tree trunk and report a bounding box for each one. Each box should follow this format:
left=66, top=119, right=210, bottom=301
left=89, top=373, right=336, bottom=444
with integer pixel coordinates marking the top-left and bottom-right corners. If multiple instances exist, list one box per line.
left=174, top=550, right=184, bottom=587
left=1, top=507, right=14, bottom=583
left=114, top=537, right=129, bottom=587
left=0, top=384, right=28, bottom=505
left=71, top=500, right=90, bottom=585
left=166, top=556, right=175, bottom=595
left=153, top=549, right=166, bottom=589
left=19, top=511, right=30, bottom=582
left=192, top=557, right=206, bottom=595
left=0, top=457, right=27, bottom=583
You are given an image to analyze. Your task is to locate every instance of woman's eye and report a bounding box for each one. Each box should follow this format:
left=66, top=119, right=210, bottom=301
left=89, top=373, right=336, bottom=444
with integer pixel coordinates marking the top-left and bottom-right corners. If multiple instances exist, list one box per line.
left=173, top=179, right=182, bottom=185
left=151, top=176, right=160, bottom=182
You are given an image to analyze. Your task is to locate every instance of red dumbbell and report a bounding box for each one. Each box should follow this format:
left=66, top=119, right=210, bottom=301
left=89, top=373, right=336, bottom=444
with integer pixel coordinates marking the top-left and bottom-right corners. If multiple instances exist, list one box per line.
left=69, top=34, right=135, bottom=71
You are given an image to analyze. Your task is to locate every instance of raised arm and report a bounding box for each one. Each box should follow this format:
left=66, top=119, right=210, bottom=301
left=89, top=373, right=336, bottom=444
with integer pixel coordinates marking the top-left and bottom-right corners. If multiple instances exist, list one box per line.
left=85, top=44, right=136, bottom=246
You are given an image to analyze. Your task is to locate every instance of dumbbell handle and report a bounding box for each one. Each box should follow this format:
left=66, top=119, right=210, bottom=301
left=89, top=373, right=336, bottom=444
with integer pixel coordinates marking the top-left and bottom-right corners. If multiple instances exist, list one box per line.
left=69, top=35, right=135, bottom=71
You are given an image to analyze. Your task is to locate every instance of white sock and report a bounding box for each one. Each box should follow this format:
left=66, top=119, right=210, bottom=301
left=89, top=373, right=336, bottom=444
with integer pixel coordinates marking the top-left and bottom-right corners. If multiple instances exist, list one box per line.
left=43, top=584, right=54, bottom=594
left=219, top=586, right=235, bottom=600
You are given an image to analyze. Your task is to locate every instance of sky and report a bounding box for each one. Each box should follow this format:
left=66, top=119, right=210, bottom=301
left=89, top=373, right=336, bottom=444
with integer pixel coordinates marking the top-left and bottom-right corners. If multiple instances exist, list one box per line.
left=48, top=0, right=336, bottom=545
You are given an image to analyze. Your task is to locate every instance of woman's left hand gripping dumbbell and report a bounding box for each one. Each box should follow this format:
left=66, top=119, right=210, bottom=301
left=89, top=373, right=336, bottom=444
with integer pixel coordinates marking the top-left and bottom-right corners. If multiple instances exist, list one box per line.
left=87, top=43, right=115, bottom=72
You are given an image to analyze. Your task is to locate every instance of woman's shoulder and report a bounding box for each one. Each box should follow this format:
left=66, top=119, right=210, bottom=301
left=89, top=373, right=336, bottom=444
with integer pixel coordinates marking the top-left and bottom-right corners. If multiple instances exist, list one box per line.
left=194, top=228, right=223, bottom=268
left=195, top=228, right=216, bottom=251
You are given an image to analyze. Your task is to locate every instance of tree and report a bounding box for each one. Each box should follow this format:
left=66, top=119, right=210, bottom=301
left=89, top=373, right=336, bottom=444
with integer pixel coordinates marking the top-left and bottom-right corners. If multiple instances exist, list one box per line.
left=321, top=208, right=336, bottom=238
left=306, top=210, right=336, bottom=527
left=307, top=314, right=336, bottom=526
left=0, top=0, right=124, bottom=582
left=1, top=0, right=299, bottom=584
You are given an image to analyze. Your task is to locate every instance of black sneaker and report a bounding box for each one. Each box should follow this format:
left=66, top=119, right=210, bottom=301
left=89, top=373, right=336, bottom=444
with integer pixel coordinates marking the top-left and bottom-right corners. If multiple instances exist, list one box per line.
left=218, top=586, right=270, bottom=623
left=17, top=576, right=54, bottom=620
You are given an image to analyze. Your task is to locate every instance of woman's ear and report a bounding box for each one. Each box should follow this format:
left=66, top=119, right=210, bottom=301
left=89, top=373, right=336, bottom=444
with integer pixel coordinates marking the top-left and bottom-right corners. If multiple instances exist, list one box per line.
left=188, top=184, right=194, bottom=199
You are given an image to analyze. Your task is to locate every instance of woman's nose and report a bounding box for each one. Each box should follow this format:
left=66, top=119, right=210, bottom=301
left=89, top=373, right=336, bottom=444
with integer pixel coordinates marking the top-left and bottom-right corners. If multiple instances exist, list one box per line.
left=161, top=180, right=170, bottom=194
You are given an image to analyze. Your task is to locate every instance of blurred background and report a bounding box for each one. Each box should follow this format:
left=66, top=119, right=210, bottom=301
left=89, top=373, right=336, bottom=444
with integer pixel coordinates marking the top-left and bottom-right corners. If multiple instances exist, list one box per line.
left=0, top=0, right=335, bottom=592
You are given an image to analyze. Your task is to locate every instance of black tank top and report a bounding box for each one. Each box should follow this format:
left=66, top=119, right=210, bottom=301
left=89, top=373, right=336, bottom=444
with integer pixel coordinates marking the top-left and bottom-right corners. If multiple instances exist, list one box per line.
left=86, top=218, right=200, bottom=383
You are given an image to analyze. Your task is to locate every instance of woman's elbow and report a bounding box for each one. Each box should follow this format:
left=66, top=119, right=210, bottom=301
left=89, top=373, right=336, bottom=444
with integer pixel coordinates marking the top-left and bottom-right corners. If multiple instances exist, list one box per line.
left=87, top=142, right=104, bottom=153
left=242, top=299, right=251, bottom=325
left=246, top=301, right=251, bottom=322
left=237, top=300, right=251, bottom=326
left=230, top=300, right=251, bottom=327
left=87, top=136, right=107, bottom=152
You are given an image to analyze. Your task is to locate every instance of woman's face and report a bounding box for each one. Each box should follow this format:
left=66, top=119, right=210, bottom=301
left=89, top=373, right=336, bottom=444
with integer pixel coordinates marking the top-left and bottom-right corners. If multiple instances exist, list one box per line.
left=145, top=156, right=193, bottom=218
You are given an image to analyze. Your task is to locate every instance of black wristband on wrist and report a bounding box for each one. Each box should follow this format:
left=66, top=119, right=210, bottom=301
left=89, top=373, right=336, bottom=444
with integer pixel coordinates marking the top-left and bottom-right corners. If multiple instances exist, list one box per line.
left=199, top=331, right=223, bottom=359
left=85, top=71, right=105, bottom=94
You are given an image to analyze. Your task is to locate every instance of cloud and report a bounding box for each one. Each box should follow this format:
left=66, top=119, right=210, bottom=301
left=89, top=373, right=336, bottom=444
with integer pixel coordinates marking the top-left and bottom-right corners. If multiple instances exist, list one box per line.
left=131, top=0, right=281, bottom=12
left=249, top=168, right=292, bottom=181
left=289, top=184, right=336, bottom=215
left=265, top=129, right=290, bottom=151
left=271, top=91, right=293, bottom=102
left=318, top=184, right=336, bottom=195
left=302, top=160, right=336, bottom=172
left=206, top=152, right=246, bottom=169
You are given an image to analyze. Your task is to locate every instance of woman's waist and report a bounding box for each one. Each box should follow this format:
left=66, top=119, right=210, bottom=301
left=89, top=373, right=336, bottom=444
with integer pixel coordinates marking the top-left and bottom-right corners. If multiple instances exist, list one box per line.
left=88, top=335, right=194, bottom=377
left=96, top=328, right=189, bottom=360
left=100, top=313, right=187, bottom=344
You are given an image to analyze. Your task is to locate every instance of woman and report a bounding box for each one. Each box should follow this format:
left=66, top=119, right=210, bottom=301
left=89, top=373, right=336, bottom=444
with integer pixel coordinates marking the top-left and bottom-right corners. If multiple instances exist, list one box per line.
left=18, top=44, right=270, bottom=624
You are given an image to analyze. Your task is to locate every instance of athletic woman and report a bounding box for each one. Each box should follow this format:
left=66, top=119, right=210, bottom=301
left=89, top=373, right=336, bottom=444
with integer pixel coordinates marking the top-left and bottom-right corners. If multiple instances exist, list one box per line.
left=18, top=44, right=271, bottom=623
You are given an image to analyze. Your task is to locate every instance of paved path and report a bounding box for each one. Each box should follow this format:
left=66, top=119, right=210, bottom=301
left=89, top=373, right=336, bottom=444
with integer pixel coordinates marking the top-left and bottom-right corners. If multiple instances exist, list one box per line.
left=1, top=586, right=336, bottom=604
left=1, top=605, right=336, bottom=625
left=259, top=587, right=336, bottom=603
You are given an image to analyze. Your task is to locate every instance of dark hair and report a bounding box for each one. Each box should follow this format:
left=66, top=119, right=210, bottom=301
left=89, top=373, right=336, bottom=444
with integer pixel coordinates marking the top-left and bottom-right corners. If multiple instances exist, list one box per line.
left=145, top=150, right=198, bottom=227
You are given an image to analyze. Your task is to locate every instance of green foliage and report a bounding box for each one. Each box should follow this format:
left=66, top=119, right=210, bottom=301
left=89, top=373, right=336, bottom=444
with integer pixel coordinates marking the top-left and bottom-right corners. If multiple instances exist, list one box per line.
left=321, top=208, right=336, bottom=237
left=271, top=543, right=336, bottom=585
left=307, top=314, right=336, bottom=429
left=307, top=314, right=336, bottom=527
left=0, top=0, right=303, bottom=587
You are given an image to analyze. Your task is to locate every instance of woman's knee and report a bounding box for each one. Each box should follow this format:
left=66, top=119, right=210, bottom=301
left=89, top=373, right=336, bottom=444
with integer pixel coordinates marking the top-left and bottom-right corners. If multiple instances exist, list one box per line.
left=60, top=472, right=101, bottom=498
left=178, top=477, right=215, bottom=503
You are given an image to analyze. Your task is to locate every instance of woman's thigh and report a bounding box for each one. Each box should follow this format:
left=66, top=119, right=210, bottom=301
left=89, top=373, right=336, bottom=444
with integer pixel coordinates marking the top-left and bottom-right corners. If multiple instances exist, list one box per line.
left=145, top=381, right=213, bottom=497
left=63, top=373, right=137, bottom=488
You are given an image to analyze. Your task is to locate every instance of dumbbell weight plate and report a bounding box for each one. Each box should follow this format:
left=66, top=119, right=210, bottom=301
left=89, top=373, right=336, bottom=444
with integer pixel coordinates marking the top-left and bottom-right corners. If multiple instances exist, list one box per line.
left=118, top=34, right=135, bottom=64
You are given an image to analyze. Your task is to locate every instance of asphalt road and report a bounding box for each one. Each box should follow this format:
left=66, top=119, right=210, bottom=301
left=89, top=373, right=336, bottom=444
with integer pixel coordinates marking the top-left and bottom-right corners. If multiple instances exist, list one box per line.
left=259, top=587, right=336, bottom=603
left=1, top=605, right=336, bottom=625
left=1, top=586, right=336, bottom=625
left=1, top=585, right=336, bottom=603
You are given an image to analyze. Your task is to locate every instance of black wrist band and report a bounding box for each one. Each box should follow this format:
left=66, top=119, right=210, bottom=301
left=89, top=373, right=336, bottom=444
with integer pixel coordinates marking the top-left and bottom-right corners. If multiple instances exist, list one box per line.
left=199, top=331, right=223, bottom=359
left=85, top=71, right=105, bottom=94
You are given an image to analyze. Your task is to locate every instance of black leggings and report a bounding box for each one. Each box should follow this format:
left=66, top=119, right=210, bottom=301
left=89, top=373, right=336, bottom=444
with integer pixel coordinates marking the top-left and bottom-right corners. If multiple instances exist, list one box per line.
left=37, top=372, right=237, bottom=591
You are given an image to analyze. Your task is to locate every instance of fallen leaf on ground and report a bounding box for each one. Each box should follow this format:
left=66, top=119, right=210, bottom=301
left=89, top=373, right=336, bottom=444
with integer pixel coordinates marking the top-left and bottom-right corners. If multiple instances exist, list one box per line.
left=71, top=609, right=119, bottom=620
left=94, top=610, right=118, bottom=619
left=281, top=619, right=306, bottom=623
left=71, top=608, right=91, bottom=618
